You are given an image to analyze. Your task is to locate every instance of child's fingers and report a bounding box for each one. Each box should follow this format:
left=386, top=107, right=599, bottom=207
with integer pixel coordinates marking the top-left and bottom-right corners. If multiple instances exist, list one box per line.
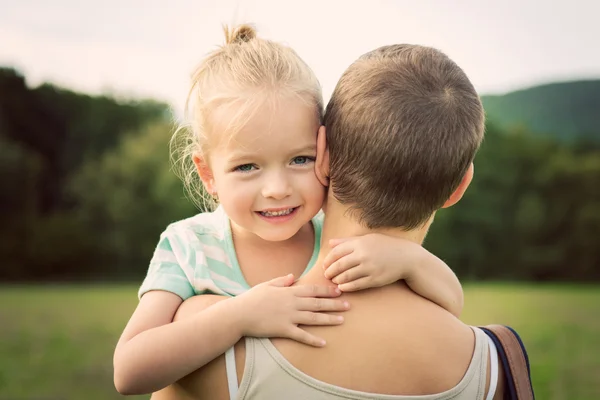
left=322, top=242, right=355, bottom=270
left=324, top=253, right=360, bottom=279
left=266, top=273, right=295, bottom=287
left=292, top=284, right=342, bottom=298
left=287, top=327, right=327, bottom=347
left=331, top=266, right=369, bottom=285
left=294, top=311, right=345, bottom=327
left=296, top=297, right=350, bottom=312
left=337, top=276, right=375, bottom=292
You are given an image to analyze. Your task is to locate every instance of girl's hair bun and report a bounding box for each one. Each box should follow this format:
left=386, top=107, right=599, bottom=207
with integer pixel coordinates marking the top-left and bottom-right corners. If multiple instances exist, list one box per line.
left=224, top=24, right=256, bottom=45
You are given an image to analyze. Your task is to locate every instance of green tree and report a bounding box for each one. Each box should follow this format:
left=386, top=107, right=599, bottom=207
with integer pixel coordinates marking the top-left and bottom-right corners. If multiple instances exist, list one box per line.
left=70, top=122, right=198, bottom=279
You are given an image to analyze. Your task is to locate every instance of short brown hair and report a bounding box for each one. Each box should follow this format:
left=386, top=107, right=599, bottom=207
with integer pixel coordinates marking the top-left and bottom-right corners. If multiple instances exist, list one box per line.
left=324, top=44, right=484, bottom=229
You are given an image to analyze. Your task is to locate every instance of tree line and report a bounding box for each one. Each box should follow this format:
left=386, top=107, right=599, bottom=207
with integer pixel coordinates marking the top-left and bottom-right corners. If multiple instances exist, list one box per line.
left=1, top=67, right=598, bottom=282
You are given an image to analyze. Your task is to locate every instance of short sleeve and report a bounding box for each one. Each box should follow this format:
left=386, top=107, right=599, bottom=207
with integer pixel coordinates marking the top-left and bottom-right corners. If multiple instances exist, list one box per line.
left=138, top=233, right=195, bottom=301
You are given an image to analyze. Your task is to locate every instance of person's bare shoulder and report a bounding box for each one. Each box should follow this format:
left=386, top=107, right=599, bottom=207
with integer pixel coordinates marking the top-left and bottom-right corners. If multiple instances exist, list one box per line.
left=271, top=282, right=475, bottom=395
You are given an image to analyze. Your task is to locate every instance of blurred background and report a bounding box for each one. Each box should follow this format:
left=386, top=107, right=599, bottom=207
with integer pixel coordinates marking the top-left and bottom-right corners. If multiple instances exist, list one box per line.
left=1, top=0, right=599, bottom=399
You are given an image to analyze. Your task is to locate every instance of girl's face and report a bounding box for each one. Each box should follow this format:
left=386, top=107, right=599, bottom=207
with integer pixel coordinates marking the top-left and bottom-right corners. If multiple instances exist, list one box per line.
left=202, top=97, right=326, bottom=242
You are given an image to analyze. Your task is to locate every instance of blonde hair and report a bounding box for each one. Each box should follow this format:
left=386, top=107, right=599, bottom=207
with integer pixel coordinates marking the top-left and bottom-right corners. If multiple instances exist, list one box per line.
left=171, top=24, right=323, bottom=210
left=324, top=44, right=484, bottom=229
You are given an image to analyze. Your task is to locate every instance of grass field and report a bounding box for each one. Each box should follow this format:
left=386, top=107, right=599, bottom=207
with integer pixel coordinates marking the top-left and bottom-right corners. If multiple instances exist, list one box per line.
left=0, top=283, right=598, bottom=400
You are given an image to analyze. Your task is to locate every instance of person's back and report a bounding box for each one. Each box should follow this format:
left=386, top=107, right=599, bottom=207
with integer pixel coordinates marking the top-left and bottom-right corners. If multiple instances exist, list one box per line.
left=157, top=278, right=499, bottom=399
left=269, top=279, right=476, bottom=396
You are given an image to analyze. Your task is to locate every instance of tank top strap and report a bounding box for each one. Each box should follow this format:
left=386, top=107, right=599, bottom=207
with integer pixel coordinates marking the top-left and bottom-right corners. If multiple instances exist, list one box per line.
left=225, top=346, right=238, bottom=400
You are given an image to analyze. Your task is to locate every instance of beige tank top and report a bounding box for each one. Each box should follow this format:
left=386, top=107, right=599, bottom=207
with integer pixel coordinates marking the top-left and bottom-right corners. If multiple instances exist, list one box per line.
left=226, top=326, right=498, bottom=400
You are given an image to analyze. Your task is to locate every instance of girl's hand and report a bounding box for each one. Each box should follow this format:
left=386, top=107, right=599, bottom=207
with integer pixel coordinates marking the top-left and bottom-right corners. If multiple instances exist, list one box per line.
left=323, top=234, right=463, bottom=317
left=233, top=274, right=350, bottom=347
left=323, top=234, right=420, bottom=292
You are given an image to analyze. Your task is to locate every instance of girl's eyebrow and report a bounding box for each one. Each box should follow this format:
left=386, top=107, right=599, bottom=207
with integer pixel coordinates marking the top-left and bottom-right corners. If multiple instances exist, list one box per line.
left=227, top=153, right=255, bottom=165
left=287, top=144, right=317, bottom=155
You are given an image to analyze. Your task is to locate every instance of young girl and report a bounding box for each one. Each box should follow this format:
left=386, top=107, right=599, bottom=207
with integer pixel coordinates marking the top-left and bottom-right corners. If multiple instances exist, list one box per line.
left=113, top=25, right=464, bottom=395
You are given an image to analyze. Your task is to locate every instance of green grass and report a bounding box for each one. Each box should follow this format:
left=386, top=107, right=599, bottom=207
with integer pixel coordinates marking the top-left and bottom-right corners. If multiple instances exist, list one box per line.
left=461, top=283, right=600, bottom=400
left=0, top=283, right=598, bottom=399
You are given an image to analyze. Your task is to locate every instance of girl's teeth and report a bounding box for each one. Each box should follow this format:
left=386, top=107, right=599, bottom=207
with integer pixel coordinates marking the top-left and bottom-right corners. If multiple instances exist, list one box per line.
left=261, top=208, right=294, bottom=217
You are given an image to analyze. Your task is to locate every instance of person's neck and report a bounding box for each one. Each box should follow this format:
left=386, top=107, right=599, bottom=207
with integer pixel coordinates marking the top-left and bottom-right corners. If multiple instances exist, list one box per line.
left=301, top=197, right=434, bottom=286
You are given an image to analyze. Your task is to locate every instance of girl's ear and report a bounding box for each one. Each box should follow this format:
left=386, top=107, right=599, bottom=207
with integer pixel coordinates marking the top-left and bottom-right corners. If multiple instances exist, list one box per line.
left=193, top=153, right=216, bottom=194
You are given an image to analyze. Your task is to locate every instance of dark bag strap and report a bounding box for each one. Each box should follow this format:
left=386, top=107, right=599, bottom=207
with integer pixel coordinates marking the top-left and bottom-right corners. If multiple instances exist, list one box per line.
left=480, top=324, right=534, bottom=400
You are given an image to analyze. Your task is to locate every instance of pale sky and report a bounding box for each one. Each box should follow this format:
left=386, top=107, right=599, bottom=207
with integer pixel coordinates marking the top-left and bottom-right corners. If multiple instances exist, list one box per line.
left=1, top=0, right=599, bottom=115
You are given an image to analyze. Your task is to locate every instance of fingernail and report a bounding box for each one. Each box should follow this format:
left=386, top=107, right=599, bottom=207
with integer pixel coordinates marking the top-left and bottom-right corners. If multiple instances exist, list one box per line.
left=343, top=301, right=349, bottom=308
left=334, top=287, right=341, bottom=294
left=320, top=340, right=326, bottom=346
left=337, top=315, right=344, bottom=322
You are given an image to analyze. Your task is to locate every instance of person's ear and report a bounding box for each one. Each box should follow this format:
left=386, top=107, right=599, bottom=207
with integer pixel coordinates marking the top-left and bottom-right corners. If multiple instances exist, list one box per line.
left=193, top=153, right=217, bottom=195
left=315, top=125, right=330, bottom=187
left=442, top=163, right=474, bottom=209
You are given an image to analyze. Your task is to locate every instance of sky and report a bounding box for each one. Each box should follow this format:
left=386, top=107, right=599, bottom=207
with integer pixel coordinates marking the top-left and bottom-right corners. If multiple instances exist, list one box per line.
left=1, top=0, right=599, bottom=115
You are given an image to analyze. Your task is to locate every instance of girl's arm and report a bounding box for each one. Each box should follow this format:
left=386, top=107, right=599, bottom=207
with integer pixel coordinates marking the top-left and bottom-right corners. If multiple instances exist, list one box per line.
left=113, top=275, right=348, bottom=395
left=403, top=252, right=463, bottom=317
left=113, top=290, right=244, bottom=395
left=323, top=234, right=464, bottom=317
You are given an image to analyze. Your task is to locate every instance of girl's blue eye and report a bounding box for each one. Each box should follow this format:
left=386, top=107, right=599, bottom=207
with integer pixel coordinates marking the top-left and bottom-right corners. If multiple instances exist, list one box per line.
left=235, top=164, right=257, bottom=172
left=291, top=156, right=314, bottom=165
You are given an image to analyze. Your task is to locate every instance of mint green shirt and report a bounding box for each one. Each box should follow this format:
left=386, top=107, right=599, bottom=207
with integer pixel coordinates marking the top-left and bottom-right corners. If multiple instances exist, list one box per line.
left=138, top=206, right=323, bottom=300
